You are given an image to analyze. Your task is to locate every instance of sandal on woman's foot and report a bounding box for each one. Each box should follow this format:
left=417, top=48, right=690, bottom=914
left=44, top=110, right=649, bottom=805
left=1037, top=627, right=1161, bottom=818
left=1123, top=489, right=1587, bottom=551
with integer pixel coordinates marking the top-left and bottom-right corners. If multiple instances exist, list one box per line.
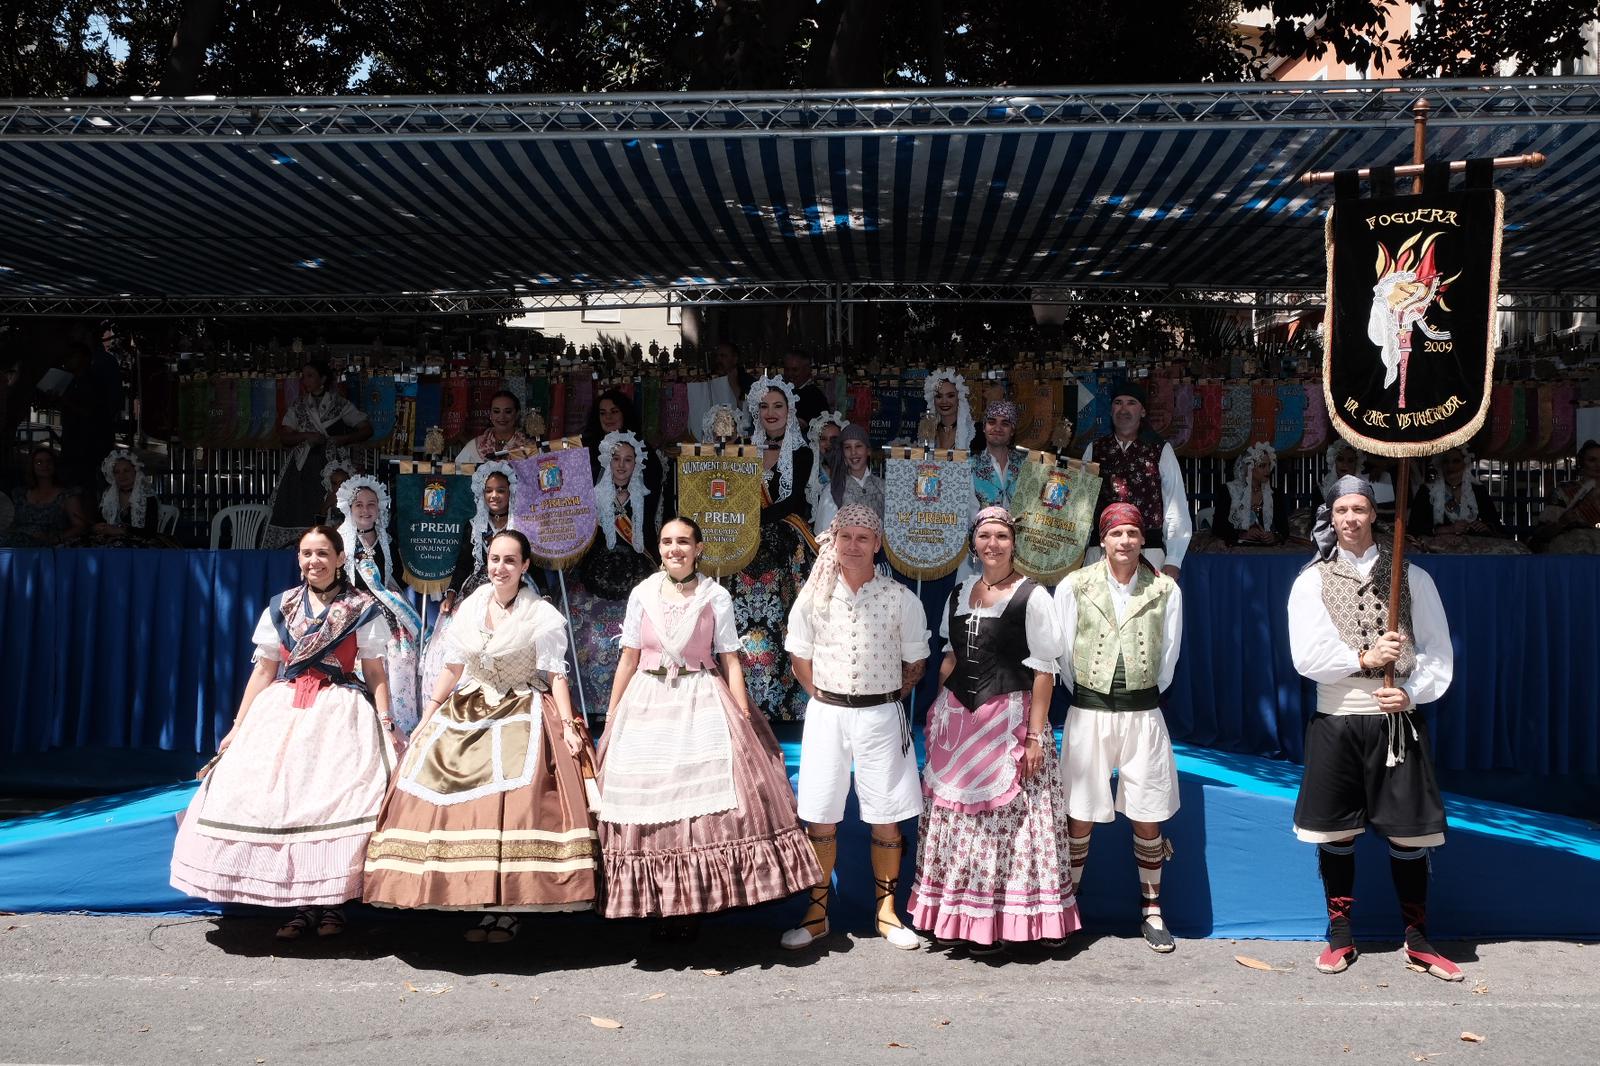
left=464, top=914, right=498, bottom=943
left=275, top=908, right=317, bottom=941
left=316, top=908, right=347, bottom=938
left=484, top=914, right=520, bottom=944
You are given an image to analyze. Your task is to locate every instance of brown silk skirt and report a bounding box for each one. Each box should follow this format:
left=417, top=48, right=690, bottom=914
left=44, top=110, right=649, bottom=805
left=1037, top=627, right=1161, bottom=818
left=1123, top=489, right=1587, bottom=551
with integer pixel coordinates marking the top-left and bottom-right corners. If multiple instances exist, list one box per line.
left=597, top=680, right=821, bottom=919
left=362, top=689, right=601, bottom=912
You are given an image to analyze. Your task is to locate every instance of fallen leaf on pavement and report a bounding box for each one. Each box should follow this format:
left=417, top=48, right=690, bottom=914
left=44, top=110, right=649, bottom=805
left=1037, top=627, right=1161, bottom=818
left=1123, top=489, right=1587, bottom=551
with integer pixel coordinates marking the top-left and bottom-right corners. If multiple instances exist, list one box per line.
left=135, top=1026, right=151, bottom=1034
left=643, top=993, right=667, bottom=1001
left=430, top=986, right=452, bottom=996
left=586, top=1016, right=623, bottom=1030
left=1460, top=1033, right=1484, bottom=1043
left=887, top=1042, right=910, bottom=1049
left=404, top=981, right=421, bottom=993
left=702, top=968, right=727, bottom=976
left=530, top=996, right=540, bottom=1005
left=1470, top=982, right=1489, bottom=995
left=1235, top=955, right=1289, bottom=972
left=1410, top=1053, right=1441, bottom=1062
left=1377, top=983, right=1389, bottom=989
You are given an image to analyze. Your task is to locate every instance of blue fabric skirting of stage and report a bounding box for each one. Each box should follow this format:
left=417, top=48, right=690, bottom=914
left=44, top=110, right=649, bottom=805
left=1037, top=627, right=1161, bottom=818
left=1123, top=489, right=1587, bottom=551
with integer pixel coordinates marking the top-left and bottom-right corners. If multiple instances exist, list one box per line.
left=4, top=548, right=1596, bottom=778
left=2, top=740, right=1596, bottom=940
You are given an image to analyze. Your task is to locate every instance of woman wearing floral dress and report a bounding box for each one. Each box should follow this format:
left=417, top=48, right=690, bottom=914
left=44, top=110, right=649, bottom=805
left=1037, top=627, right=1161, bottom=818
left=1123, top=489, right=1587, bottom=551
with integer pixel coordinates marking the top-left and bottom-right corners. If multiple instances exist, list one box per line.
left=262, top=360, right=372, bottom=549
left=731, top=374, right=817, bottom=721
left=567, top=430, right=659, bottom=720
left=909, top=506, right=1082, bottom=954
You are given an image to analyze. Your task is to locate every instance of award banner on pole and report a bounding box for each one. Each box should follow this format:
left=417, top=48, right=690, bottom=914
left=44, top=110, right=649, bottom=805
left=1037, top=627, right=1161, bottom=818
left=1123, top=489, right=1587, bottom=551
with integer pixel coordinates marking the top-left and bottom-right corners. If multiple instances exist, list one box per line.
left=882, top=448, right=973, bottom=581
left=675, top=444, right=763, bottom=575
left=394, top=462, right=476, bottom=596
left=1324, top=160, right=1503, bottom=457
left=509, top=440, right=598, bottom=570
left=1012, top=451, right=1101, bottom=584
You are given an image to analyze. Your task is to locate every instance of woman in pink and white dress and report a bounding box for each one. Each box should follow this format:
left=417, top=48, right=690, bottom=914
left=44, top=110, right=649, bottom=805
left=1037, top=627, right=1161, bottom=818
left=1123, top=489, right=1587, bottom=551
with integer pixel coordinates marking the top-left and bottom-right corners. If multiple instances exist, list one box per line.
left=596, top=516, right=820, bottom=938
left=909, top=506, right=1081, bottom=954
left=171, top=525, right=402, bottom=941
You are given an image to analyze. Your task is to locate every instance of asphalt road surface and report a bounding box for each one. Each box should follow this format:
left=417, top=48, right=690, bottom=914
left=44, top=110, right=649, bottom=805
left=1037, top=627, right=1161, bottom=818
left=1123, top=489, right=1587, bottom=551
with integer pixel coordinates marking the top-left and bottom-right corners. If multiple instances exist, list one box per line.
left=2, top=914, right=1595, bottom=1065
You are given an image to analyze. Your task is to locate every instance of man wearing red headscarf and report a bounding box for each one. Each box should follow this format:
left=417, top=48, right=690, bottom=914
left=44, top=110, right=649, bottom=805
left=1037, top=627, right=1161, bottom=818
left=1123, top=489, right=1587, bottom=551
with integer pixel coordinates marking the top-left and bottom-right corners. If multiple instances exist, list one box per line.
left=1053, top=502, right=1185, bottom=953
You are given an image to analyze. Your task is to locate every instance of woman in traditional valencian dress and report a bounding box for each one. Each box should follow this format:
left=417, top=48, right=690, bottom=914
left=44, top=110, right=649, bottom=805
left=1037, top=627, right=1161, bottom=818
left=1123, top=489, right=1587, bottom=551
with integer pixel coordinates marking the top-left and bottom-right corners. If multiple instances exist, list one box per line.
left=364, top=529, right=601, bottom=943
left=909, top=506, right=1081, bottom=954
left=455, top=390, right=536, bottom=465
left=336, top=476, right=424, bottom=733
left=170, top=525, right=402, bottom=941
left=596, top=517, right=821, bottom=938
left=732, top=374, right=817, bottom=720
left=1407, top=446, right=1525, bottom=555
left=262, top=361, right=373, bottom=549
left=926, top=367, right=975, bottom=455
left=1533, top=439, right=1600, bottom=554
left=568, top=430, right=660, bottom=720
left=85, top=448, right=171, bottom=547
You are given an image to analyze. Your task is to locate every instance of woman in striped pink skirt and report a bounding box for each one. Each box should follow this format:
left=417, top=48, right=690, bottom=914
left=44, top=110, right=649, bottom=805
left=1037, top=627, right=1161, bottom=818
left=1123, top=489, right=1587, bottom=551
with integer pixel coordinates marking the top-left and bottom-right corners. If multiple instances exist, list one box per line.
left=909, top=507, right=1082, bottom=954
left=595, top=517, right=821, bottom=939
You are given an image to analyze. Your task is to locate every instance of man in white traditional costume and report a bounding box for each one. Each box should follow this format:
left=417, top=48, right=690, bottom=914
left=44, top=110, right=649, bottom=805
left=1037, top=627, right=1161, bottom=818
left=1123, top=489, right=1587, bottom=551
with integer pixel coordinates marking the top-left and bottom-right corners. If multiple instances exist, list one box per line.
left=782, top=504, right=930, bottom=951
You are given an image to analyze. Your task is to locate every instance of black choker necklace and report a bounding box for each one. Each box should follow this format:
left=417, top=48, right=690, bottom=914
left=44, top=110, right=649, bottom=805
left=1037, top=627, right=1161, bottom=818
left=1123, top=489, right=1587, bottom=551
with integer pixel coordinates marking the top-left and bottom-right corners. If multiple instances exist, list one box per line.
left=664, top=568, right=698, bottom=585
left=980, top=569, right=1016, bottom=590
left=307, top=579, right=338, bottom=596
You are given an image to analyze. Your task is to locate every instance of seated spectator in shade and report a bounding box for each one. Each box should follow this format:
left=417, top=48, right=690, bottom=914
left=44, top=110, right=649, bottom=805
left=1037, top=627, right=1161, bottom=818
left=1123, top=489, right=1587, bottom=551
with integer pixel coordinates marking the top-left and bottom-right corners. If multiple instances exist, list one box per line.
left=1408, top=447, right=1524, bottom=555
left=1531, top=439, right=1600, bottom=555
left=1215, top=442, right=1289, bottom=547
left=3, top=446, right=87, bottom=547
left=84, top=448, right=172, bottom=547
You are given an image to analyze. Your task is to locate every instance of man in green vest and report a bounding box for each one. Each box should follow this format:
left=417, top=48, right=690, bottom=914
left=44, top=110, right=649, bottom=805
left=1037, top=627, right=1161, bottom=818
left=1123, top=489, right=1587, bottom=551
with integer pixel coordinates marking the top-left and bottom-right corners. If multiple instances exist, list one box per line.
left=1054, top=502, right=1184, bottom=953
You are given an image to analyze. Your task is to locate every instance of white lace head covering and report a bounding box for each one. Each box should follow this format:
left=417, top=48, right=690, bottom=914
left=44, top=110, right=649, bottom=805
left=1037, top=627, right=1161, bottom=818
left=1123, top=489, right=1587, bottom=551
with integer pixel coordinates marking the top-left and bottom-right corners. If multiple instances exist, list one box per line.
left=745, top=373, right=805, bottom=501
left=469, top=460, right=519, bottom=571
left=335, top=475, right=394, bottom=585
left=320, top=457, right=356, bottom=493
left=1320, top=440, right=1361, bottom=497
left=595, top=430, right=648, bottom=552
left=697, top=403, right=752, bottom=444
left=1227, top=441, right=1277, bottom=533
left=1429, top=446, right=1480, bottom=524
left=924, top=368, right=974, bottom=448
left=98, top=448, right=149, bottom=527
left=806, top=410, right=850, bottom=507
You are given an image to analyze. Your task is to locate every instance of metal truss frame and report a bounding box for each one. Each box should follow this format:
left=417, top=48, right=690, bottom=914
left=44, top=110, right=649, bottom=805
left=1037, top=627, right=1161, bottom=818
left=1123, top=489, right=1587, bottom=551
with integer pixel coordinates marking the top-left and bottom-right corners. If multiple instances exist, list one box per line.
left=3, top=78, right=1598, bottom=142
left=2, top=283, right=1587, bottom=319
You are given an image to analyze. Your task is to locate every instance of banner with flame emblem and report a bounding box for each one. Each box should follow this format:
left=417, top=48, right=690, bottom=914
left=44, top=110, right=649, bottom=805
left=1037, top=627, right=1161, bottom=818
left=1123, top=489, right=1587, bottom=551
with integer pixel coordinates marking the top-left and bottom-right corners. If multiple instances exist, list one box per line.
left=1324, top=161, right=1503, bottom=457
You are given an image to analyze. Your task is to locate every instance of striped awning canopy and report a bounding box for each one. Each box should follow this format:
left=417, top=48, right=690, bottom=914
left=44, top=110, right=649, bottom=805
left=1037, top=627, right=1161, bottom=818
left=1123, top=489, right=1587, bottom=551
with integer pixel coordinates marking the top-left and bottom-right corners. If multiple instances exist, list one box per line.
left=1, top=79, right=1597, bottom=314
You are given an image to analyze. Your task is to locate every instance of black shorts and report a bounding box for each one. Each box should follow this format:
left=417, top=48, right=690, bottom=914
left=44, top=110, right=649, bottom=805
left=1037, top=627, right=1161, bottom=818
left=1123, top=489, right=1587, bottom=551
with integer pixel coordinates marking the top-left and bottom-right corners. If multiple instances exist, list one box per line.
left=1293, top=712, right=1447, bottom=841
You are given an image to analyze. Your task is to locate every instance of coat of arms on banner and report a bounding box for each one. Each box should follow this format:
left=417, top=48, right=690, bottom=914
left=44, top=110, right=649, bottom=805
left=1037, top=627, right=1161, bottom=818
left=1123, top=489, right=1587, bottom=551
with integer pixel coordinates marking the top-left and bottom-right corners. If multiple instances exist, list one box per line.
left=394, top=464, right=476, bottom=595
left=1324, top=160, right=1503, bottom=457
left=676, top=445, right=763, bottom=574
left=1012, top=452, right=1100, bottom=584
left=509, top=443, right=598, bottom=570
left=883, top=449, right=972, bottom=581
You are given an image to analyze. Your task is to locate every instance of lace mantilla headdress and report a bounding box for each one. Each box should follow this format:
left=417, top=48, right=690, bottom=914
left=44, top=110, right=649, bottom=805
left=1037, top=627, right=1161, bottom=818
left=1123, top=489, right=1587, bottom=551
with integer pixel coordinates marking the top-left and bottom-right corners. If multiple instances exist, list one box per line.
left=745, top=373, right=805, bottom=502
left=595, top=430, right=648, bottom=552
left=1226, top=441, right=1277, bottom=534
left=924, top=368, right=974, bottom=448
left=469, top=460, right=519, bottom=571
left=335, top=475, right=395, bottom=585
left=806, top=410, right=850, bottom=508
left=98, top=448, right=150, bottom=527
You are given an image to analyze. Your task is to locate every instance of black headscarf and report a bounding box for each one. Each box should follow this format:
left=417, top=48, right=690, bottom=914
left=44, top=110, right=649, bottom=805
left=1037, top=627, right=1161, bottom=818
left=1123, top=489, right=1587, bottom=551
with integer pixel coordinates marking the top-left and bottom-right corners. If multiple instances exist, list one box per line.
left=1307, top=474, right=1378, bottom=566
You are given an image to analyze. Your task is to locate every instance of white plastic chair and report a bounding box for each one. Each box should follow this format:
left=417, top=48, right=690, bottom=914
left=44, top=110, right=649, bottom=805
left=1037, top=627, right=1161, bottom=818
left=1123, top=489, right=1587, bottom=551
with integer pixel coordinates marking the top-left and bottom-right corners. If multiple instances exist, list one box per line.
left=210, top=504, right=271, bottom=549
left=1196, top=506, right=1214, bottom=531
left=157, top=503, right=179, bottom=536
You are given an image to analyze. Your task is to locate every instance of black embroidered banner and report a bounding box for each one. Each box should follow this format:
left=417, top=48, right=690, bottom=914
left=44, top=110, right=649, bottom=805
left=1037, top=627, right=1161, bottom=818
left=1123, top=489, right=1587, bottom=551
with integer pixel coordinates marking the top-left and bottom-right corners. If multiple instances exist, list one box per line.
left=1322, top=160, right=1503, bottom=457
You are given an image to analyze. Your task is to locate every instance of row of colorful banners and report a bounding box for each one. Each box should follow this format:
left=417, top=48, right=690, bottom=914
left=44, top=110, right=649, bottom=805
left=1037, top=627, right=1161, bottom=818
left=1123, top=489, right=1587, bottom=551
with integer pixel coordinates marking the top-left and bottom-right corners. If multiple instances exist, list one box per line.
left=390, top=441, right=1107, bottom=595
